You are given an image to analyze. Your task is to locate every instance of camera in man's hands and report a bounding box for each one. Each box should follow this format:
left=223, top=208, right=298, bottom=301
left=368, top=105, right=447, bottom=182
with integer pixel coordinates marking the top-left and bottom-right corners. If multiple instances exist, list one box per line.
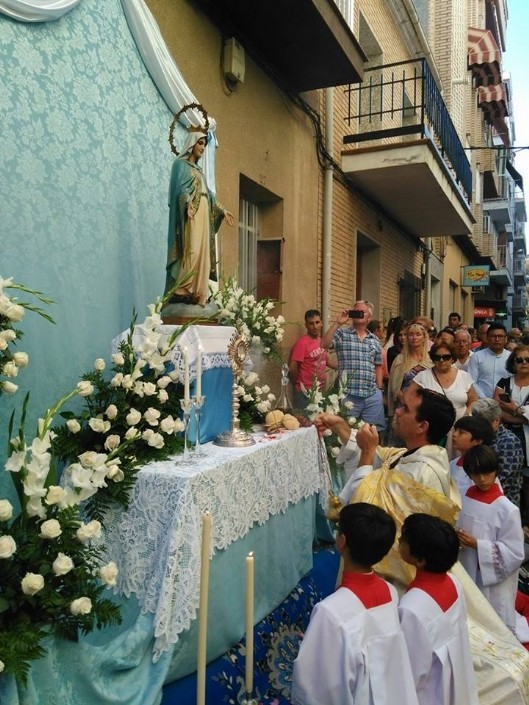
left=348, top=310, right=365, bottom=319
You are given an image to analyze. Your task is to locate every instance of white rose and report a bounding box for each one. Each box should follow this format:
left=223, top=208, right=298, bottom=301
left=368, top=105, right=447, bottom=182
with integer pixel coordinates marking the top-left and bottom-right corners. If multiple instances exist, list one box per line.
left=0, top=499, right=13, bottom=522
left=21, top=572, right=44, bottom=595
left=0, top=338, right=7, bottom=351
left=88, top=417, right=111, bottom=434
left=174, top=418, right=185, bottom=433
left=145, top=431, right=164, bottom=449
left=330, top=446, right=340, bottom=458
left=13, top=351, right=29, bottom=368
left=322, top=428, right=332, bottom=437
left=0, top=659, right=4, bottom=672
left=143, top=407, right=161, bottom=426
left=348, top=416, right=357, bottom=426
left=143, top=382, right=157, bottom=396
left=45, top=486, right=66, bottom=506
left=52, top=552, right=74, bottom=576
left=121, top=375, right=134, bottom=390
left=105, top=404, right=118, bottom=419
left=158, top=389, right=169, bottom=404
left=0, top=535, right=16, bottom=558
left=133, top=382, right=144, bottom=397
left=77, top=381, right=93, bottom=397
left=39, top=519, right=62, bottom=540
left=156, top=375, right=172, bottom=389
left=1, top=381, right=18, bottom=395
left=66, top=419, right=81, bottom=434
left=168, top=370, right=180, bottom=382
left=76, top=520, right=102, bottom=542
left=126, top=409, right=141, bottom=426
left=243, top=394, right=253, bottom=402
left=0, top=329, right=16, bottom=342
left=106, top=464, right=120, bottom=479
left=104, top=434, right=121, bottom=451
left=70, top=597, right=92, bottom=616
left=159, top=416, right=176, bottom=434
left=5, top=302, right=25, bottom=322
left=344, top=401, right=354, bottom=410
left=109, top=468, right=124, bottom=482
left=125, top=426, right=139, bottom=440
left=112, top=352, right=125, bottom=366
left=3, top=361, right=18, bottom=378
left=110, top=373, right=123, bottom=387
left=94, top=358, right=105, bottom=372
left=99, top=561, right=118, bottom=587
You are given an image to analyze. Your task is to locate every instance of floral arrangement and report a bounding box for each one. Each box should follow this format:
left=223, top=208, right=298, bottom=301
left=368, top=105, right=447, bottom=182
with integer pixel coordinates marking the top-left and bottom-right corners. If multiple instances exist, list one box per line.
left=51, top=300, right=186, bottom=522
left=0, top=288, right=193, bottom=681
left=302, top=372, right=362, bottom=478
left=0, top=275, right=54, bottom=397
left=211, top=277, right=285, bottom=359
left=1, top=391, right=121, bottom=683
left=236, top=370, right=276, bottom=429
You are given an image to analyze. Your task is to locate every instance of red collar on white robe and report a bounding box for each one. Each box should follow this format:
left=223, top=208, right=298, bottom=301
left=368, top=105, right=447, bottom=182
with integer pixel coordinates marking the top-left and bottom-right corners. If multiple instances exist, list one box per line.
left=465, top=483, right=503, bottom=504
left=340, top=570, right=392, bottom=608
left=406, top=570, right=457, bottom=612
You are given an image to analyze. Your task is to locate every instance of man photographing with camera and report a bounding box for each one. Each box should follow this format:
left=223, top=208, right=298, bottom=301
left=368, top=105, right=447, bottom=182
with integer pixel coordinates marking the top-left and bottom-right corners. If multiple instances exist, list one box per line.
left=322, top=301, right=386, bottom=432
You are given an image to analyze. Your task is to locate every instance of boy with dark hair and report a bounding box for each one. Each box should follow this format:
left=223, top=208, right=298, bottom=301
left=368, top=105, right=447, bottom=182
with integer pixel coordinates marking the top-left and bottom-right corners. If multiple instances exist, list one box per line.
left=458, top=445, right=524, bottom=634
left=398, top=514, right=478, bottom=705
left=450, top=415, right=494, bottom=497
left=291, top=503, right=418, bottom=705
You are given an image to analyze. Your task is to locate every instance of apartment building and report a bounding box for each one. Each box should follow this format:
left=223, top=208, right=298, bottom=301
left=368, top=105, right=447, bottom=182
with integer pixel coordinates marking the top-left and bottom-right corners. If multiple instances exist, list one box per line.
left=147, top=0, right=526, bottom=349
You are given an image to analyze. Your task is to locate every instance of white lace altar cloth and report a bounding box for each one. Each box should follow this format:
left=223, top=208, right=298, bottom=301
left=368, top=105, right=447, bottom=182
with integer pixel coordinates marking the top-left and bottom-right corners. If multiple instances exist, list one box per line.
left=103, top=425, right=327, bottom=659
left=111, top=324, right=236, bottom=378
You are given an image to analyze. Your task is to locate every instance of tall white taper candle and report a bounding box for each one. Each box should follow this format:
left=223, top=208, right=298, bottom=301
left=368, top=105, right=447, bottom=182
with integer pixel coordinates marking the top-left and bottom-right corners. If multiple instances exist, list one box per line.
left=197, top=512, right=212, bottom=705
left=196, top=346, right=203, bottom=398
left=245, top=551, right=255, bottom=696
left=183, top=346, right=190, bottom=402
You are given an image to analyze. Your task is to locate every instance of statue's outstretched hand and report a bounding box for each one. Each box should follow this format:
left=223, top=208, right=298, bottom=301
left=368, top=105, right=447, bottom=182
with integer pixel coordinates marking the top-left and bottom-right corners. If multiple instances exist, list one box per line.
left=224, top=210, right=235, bottom=227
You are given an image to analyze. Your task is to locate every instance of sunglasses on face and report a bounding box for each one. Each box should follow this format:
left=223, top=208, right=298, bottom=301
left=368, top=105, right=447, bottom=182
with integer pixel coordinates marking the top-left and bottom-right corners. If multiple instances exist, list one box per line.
left=515, top=357, right=529, bottom=364
left=431, top=353, right=452, bottom=362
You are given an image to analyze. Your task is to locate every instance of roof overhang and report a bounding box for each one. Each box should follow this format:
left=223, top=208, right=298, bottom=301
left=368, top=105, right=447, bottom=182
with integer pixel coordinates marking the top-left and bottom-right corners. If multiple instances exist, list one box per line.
left=194, top=0, right=366, bottom=92
left=341, top=140, right=475, bottom=238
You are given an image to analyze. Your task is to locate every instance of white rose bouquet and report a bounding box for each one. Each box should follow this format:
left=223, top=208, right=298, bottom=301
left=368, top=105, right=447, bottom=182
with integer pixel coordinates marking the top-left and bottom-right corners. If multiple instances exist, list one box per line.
left=211, top=276, right=285, bottom=360
left=1, top=394, right=121, bottom=684
left=0, top=276, right=54, bottom=398
left=236, top=371, right=276, bottom=429
left=50, top=296, right=190, bottom=521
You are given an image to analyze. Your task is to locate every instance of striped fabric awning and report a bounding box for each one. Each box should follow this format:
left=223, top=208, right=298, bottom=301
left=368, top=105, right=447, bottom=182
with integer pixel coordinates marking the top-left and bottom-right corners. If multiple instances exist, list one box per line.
left=477, top=83, right=508, bottom=118
left=468, top=27, right=502, bottom=86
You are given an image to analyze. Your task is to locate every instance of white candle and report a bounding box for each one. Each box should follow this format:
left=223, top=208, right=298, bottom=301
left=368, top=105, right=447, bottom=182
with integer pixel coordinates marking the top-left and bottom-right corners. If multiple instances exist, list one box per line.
left=196, top=346, right=203, bottom=398
left=245, top=551, right=255, bottom=696
left=197, top=512, right=212, bottom=705
left=183, top=346, right=190, bottom=402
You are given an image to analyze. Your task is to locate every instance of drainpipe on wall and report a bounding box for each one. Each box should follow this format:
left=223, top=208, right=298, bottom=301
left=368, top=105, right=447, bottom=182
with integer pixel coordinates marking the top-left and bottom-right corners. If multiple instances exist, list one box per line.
left=424, top=240, right=432, bottom=319
left=322, top=87, right=333, bottom=327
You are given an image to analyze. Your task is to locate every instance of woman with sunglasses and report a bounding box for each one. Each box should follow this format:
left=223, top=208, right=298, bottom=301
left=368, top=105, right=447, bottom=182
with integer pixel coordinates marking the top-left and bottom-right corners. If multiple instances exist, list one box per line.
left=408, top=341, right=477, bottom=457
left=494, top=345, right=529, bottom=528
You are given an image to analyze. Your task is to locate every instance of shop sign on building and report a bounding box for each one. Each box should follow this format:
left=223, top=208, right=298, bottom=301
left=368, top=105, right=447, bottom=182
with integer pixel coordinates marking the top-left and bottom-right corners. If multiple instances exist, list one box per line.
left=474, top=306, right=496, bottom=318
left=462, top=265, right=490, bottom=286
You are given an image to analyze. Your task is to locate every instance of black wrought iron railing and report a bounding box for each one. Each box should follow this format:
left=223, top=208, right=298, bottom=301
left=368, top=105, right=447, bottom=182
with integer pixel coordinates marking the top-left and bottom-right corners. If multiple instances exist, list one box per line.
left=343, top=58, right=472, bottom=202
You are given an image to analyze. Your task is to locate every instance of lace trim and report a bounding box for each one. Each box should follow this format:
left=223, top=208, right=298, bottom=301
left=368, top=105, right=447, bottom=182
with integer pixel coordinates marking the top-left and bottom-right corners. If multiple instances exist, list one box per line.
left=103, top=426, right=323, bottom=659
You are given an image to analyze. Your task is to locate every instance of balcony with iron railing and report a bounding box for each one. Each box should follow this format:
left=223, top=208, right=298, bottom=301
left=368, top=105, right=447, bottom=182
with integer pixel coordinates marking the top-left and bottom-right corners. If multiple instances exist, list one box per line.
left=493, top=243, right=513, bottom=286
left=341, top=58, right=474, bottom=238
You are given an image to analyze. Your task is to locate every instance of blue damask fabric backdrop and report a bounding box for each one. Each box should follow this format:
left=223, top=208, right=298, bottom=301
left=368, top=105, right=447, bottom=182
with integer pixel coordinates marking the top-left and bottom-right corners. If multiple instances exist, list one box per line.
left=0, top=0, right=174, bottom=486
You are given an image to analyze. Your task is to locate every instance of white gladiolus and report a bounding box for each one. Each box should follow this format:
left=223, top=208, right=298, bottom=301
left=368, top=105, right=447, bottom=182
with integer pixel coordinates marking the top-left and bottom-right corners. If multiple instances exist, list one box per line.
left=5, top=450, right=26, bottom=473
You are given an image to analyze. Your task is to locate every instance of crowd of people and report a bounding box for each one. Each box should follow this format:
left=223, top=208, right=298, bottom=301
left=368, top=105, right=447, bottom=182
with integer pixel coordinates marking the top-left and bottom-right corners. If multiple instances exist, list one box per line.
left=288, top=306, right=529, bottom=704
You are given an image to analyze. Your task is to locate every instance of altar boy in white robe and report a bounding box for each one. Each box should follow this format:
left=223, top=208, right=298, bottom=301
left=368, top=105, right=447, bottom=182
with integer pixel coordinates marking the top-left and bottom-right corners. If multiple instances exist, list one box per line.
left=291, top=503, right=419, bottom=705
left=398, top=513, right=479, bottom=705
left=458, top=445, right=524, bottom=634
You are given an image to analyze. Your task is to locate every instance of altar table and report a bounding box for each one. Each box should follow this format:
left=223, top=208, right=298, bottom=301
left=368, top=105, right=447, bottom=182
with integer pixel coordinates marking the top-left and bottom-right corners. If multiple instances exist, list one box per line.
left=0, top=426, right=328, bottom=705
left=103, top=425, right=327, bottom=666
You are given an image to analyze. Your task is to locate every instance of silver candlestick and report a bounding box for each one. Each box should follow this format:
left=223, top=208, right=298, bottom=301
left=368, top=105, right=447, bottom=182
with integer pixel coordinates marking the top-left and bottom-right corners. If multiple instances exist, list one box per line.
left=214, top=332, right=255, bottom=447
left=192, top=395, right=206, bottom=457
